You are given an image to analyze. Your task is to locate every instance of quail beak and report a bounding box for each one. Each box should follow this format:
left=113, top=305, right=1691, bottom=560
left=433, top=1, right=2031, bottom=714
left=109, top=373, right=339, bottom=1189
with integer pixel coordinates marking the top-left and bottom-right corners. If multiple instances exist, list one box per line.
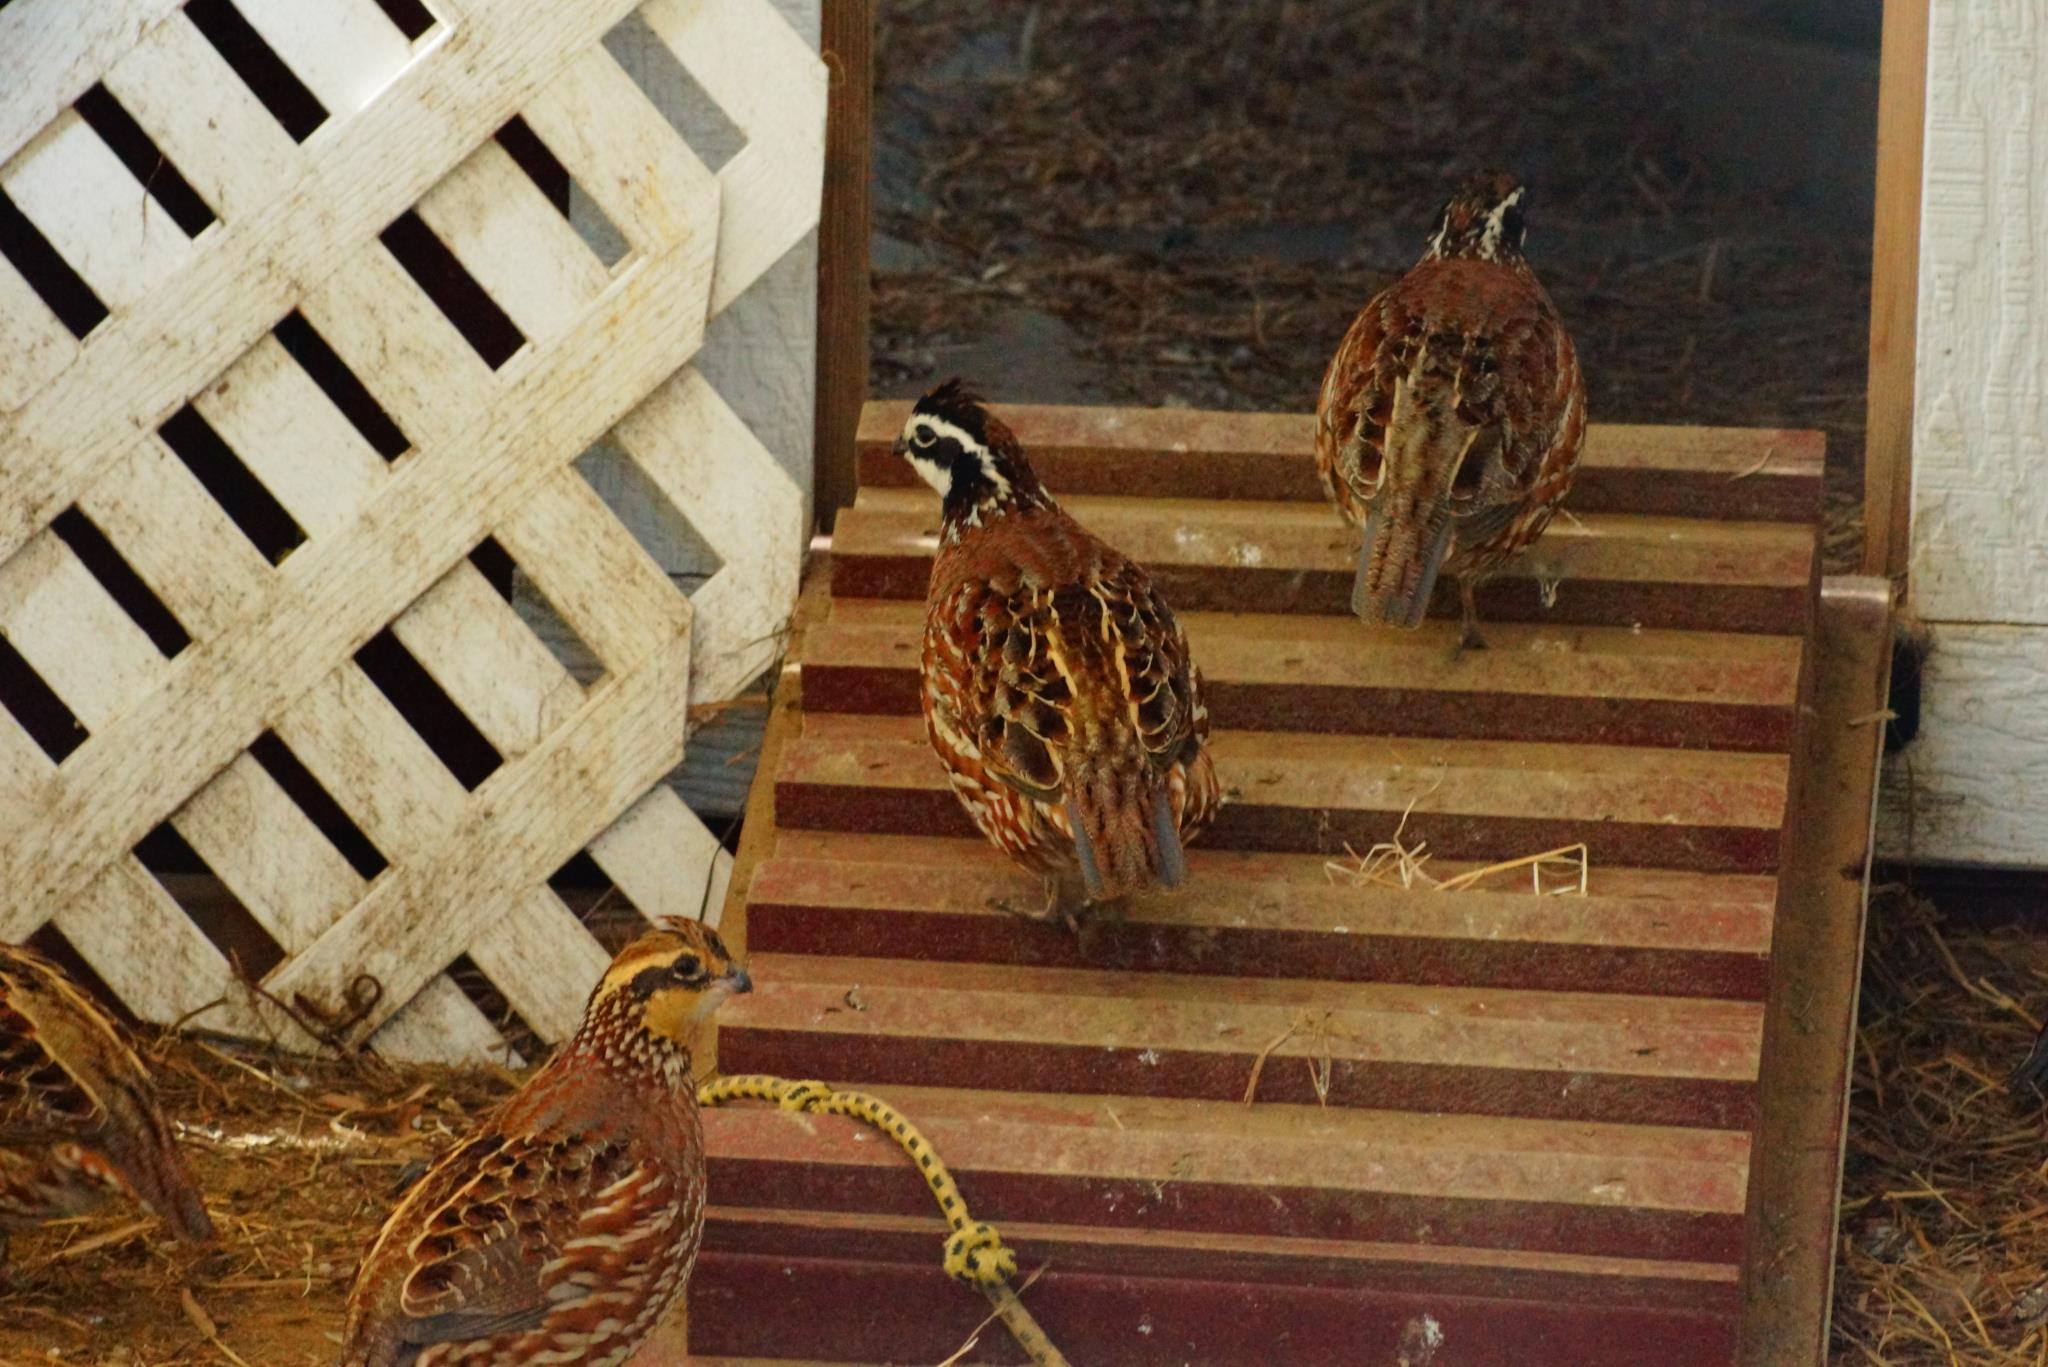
left=892, top=435, right=909, bottom=460
left=689, top=965, right=752, bottom=1023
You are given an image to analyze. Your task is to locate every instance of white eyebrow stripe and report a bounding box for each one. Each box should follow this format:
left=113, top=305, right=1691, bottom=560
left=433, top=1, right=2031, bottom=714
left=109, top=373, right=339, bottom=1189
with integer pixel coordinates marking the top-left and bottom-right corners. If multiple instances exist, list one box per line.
left=910, top=412, right=1010, bottom=500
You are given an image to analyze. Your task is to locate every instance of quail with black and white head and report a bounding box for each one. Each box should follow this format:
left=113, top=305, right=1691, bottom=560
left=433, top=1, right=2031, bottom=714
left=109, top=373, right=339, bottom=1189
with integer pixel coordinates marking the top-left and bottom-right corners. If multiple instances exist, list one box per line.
left=895, top=380, right=1222, bottom=930
left=1316, top=169, right=1587, bottom=648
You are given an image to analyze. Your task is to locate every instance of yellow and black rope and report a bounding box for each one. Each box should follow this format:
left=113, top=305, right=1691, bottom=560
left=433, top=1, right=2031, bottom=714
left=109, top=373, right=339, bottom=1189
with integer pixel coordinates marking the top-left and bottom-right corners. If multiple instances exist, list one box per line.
left=698, top=1074, right=1068, bottom=1366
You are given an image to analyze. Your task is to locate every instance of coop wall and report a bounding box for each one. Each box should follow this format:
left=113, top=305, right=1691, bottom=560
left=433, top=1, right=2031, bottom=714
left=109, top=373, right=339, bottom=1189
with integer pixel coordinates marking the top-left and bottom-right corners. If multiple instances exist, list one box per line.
left=1878, top=0, right=2048, bottom=867
left=0, top=0, right=822, bottom=1060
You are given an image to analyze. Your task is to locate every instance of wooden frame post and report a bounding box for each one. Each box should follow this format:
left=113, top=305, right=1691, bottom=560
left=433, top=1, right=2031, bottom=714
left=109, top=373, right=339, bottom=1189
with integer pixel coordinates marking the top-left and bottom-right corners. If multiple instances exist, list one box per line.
left=1861, top=0, right=1930, bottom=584
left=812, top=0, right=873, bottom=533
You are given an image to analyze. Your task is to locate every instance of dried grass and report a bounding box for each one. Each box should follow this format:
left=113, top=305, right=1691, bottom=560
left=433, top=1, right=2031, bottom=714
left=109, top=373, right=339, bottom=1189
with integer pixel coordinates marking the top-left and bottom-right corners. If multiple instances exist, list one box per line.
left=0, top=1035, right=515, bottom=1366
left=1319, top=779, right=1591, bottom=897
left=1833, top=888, right=2048, bottom=1365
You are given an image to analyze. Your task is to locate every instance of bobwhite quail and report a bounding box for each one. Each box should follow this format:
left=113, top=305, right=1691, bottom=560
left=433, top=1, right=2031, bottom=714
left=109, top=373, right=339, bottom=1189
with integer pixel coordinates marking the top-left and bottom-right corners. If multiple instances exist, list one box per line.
left=895, top=379, right=1222, bottom=928
left=1315, top=169, right=1587, bottom=648
left=0, top=942, right=214, bottom=1261
left=341, top=919, right=751, bottom=1367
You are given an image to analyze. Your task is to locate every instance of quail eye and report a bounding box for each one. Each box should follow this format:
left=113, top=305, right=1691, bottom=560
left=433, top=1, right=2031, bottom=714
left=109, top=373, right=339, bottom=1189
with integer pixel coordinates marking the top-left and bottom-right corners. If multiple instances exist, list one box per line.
left=671, top=957, right=706, bottom=984
left=911, top=427, right=936, bottom=448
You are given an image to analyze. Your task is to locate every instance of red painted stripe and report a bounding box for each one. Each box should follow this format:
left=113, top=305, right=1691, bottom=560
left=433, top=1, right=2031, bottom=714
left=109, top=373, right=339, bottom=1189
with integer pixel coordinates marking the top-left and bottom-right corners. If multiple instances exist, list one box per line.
left=688, top=1250, right=1742, bottom=1366
left=833, top=554, right=1811, bottom=634
left=701, top=1214, right=1745, bottom=1310
left=717, top=1027, right=1760, bottom=1130
left=802, top=663, right=1797, bottom=753
left=746, top=900, right=1773, bottom=1001
left=706, top=1154, right=1747, bottom=1265
left=855, top=445, right=1822, bottom=522
left=775, top=780, right=1786, bottom=875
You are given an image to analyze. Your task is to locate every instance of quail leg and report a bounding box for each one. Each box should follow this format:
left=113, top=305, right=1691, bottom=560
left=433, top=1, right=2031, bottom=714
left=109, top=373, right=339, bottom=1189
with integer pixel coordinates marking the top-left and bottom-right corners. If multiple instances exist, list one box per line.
left=1455, top=578, right=1488, bottom=654
left=988, top=874, right=1095, bottom=935
left=987, top=875, right=1068, bottom=924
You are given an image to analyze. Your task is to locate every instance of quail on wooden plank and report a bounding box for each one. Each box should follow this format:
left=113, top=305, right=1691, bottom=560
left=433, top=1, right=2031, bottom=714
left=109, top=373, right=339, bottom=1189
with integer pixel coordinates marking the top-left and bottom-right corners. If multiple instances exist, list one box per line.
left=340, top=919, right=750, bottom=1367
left=895, top=379, right=1222, bottom=928
left=1315, top=169, right=1587, bottom=648
left=0, top=942, right=214, bottom=1261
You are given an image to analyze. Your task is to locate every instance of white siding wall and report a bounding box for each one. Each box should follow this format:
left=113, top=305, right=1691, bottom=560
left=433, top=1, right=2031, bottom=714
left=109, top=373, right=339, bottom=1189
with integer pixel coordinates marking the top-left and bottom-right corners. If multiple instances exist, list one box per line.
left=1877, top=0, right=2048, bottom=865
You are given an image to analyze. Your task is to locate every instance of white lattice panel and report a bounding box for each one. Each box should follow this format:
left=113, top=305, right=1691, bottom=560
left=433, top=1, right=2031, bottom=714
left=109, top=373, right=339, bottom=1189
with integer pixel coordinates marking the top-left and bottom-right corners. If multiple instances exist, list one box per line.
left=0, top=0, right=823, bottom=1060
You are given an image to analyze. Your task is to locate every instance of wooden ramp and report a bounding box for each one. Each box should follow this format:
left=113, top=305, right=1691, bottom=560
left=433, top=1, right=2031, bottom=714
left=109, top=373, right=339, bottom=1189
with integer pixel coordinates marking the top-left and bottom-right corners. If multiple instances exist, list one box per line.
left=689, top=404, right=1850, bottom=1365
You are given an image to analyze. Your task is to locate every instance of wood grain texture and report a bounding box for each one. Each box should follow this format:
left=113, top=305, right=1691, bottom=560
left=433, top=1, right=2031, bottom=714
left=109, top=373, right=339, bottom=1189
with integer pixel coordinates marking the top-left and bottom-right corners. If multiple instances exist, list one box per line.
left=812, top=0, right=873, bottom=530
left=857, top=402, right=1825, bottom=520
left=1861, top=0, right=1928, bottom=582
left=1739, top=578, right=1892, bottom=1365
left=1908, top=0, right=2048, bottom=620
left=692, top=398, right=1864, bottom=1360
left=0, top=0, right=822, bottom=1060
left=0, top=0, right=183, bottom=166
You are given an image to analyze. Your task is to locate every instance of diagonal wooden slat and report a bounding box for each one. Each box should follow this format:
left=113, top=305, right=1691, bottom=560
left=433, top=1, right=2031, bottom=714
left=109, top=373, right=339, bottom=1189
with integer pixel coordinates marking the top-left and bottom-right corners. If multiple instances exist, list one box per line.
left=0, top=0, right=820, bottom=1067
left=0, top=0, right=649, bottom=563
left=0, top=0, right=184, bottom=166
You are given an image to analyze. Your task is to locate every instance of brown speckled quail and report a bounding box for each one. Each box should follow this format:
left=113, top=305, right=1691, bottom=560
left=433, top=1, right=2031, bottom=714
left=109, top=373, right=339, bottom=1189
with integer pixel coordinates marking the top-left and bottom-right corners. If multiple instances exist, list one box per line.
left=0, top=942, right=214, bottom=1260
left=340, top=919, right=750, bottom=1367
left=1316, top=169, right=1587, bottom=648
left=894, top=379, right=1222, bottom=929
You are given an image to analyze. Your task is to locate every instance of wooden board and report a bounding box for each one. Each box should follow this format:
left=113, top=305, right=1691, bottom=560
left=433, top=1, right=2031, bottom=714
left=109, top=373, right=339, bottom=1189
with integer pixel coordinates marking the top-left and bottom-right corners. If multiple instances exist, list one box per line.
left=688, top=402, right=1872, bottom=1363
left=0, top=0, right=822, bottom=1060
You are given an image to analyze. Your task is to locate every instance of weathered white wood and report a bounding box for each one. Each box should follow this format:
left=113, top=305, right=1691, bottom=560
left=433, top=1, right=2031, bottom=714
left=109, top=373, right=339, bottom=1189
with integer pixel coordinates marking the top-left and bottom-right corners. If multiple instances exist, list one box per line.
left=519, top=43, right=720, bottom=256
left=371, top=976, right=523, bottom=1067
left=1908, top=1, right=2048, bottom=625
left=0, top=0, right=821, bottom=1059
left=0, top=259, right=76, bottom=412
left=170, top=763, right=472, bottom=1090
left=2, top=210, right=717, bottom=910
left=391, top=559, right=585, bottom=762
left=274, top=664, right=468, bottom=865
left=0, top=532, right=164, bottom=725
left=262, top=630, right=690, bottom=1042
left=589, top=786, right=733, bottom=928
left=1883, top=1, right=2048, bottom=866
left=172, top=753, right=365, bottom=953
left=0, top=0, right=650, bottom=563
left=75, top=438, right=272, bottom=641
left=101, top=10, right=304, bottom=224
left=194, top=333, right=390, bottom=537
left=467, top=886, right=613, bottom=1041
left=0, top=109, right=192, bottom=310
left=54, top=859, right=236, bottom=1026
left=415, top=139, right=609, bottom=344
left=1879, top=624, right=2048, bottom=868
left=494, top=466, right=693, bottom=674
left=0, top=0, right=183, bottom=166
left=232, top=0, right=417, bottom=121
left=300, top=240, right=495, bottom=454
left=613, top=368, right=803, bottom=703
left=636, top=0, right=826, bottom=314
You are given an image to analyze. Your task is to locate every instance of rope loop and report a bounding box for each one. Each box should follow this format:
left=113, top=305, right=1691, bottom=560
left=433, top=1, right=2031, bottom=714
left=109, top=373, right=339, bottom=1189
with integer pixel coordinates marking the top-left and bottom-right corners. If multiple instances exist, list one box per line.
left=943, top=1220, right=1017, bottom=1286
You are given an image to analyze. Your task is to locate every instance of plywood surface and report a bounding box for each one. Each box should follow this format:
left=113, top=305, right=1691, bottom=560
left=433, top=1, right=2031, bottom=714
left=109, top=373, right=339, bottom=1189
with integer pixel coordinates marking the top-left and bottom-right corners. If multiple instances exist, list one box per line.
left=689, top=402, right=1855, bottom=1363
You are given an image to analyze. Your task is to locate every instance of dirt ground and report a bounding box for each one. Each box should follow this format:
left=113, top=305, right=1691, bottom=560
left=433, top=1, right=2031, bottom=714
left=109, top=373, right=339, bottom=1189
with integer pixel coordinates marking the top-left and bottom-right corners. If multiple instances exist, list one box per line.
left=866, top=0, right=1874, bottom=570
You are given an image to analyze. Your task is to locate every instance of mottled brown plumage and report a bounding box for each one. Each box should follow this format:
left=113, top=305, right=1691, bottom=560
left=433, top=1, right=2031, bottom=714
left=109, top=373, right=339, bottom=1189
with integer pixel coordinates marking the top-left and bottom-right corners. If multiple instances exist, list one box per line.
left=340, top=920, right=750, bottom=1367
left=1316, top=169, right=1587, bottom=647
left=0, top=942, right=213, bottom=1255
left=896, top=380, right=1221, bottom=924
